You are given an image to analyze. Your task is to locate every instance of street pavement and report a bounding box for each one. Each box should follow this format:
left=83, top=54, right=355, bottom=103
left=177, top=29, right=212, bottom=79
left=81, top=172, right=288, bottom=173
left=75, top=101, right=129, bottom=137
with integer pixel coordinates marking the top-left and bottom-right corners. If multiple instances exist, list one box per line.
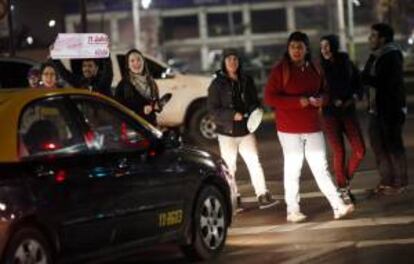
left=112, top=104, right=414, bottom=263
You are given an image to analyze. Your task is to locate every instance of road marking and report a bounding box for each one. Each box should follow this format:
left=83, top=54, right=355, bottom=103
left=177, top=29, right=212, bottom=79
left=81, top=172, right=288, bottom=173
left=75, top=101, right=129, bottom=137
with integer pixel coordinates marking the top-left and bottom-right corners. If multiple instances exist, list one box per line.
left=240, top=184, right=413, bottom=203
left=278, top=242, right=353, bottom=264
left=226, top=238, right=414, bottom=263
left=311, top=215, right=414, bottom=230
left=229, top=216, right=414, bottom=235
left=240, top=188, right=368, bottom=203
left=357, top=238, right=414, bottom=247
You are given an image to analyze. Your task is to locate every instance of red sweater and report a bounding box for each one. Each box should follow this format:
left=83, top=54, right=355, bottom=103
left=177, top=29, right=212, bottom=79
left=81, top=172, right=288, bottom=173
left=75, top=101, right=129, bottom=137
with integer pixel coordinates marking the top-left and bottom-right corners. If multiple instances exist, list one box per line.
left=264, top=60, right=324, bottom=133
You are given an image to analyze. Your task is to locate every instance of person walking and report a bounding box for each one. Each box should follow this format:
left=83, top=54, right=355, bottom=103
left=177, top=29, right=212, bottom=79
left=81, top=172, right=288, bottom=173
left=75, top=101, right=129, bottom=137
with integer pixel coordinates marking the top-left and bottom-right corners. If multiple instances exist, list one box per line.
left=115, top=49, right=160, bottom=125
left=52, top=58, right=113, bottom=96
left=362, top=23, right=407, bottom=195
left=319, top=34, right=366, bottom=204
left=207, top=49, right=277, bottom=209
left=264, top=31, right=354, bottom=223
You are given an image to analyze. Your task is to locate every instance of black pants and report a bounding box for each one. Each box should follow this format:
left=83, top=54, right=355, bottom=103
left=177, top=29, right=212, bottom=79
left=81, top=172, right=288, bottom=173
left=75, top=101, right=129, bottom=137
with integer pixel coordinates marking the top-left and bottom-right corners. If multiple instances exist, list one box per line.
left=368, top=113, right=407, bottom=187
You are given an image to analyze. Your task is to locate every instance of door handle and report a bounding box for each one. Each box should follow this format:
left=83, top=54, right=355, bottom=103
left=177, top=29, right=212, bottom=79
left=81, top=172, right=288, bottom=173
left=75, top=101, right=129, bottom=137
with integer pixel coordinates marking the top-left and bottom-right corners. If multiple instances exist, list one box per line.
left=117, top=158, right=129, bottom=169
left=35, top=166, right=55, bottom=178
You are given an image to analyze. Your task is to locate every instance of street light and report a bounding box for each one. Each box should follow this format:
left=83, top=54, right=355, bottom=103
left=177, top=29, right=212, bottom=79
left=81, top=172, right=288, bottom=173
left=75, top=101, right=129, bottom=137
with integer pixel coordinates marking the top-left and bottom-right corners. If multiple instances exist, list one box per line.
left=26, top=36, right=33, bottom=45
left=132, top=0, right=152, bottom=50
left=142, top=0, right=152, bottom=10
left=48, top=19, right=56, bottom=28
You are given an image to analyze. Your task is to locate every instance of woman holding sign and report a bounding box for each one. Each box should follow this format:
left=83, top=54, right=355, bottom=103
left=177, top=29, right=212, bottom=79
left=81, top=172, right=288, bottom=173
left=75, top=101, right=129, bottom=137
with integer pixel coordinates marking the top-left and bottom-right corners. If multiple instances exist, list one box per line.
left=207, top=49, right=276, bottom=210
left=115, top=49, right=160, bottom=125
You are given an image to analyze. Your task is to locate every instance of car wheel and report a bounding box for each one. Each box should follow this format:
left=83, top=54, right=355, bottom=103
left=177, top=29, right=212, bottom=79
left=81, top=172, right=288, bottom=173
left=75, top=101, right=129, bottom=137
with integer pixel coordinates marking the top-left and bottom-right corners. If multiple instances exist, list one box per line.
left=188, top=104, right=217, bottom=145
left=181, top=185, right=228, bottom=261
left=4, top=227, right=52, bottom=264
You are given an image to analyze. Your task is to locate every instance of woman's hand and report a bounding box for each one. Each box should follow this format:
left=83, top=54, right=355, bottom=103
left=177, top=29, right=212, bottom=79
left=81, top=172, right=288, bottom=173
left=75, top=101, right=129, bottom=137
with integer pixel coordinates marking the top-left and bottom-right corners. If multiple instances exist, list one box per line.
left=334, top=99, right=343, bottom=107
left=309, top=96, right=323, bottom=107
left=234, top=112, right=243, bottom=121
left=144, top=104, right=153, bottom=115
left=299, top=97, right=310, bottom=108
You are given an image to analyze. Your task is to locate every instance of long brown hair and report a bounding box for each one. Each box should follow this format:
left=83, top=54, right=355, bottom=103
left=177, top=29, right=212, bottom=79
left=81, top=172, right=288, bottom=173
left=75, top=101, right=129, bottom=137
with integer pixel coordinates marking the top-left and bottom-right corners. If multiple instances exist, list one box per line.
left=124, top=49, right=159, bottom=101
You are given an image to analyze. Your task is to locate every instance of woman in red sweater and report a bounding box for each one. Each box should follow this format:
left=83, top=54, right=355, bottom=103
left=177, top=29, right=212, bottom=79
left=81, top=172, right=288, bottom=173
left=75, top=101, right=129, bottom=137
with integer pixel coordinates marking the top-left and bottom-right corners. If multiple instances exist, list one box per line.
left=264, top=31, right=354, bottom=223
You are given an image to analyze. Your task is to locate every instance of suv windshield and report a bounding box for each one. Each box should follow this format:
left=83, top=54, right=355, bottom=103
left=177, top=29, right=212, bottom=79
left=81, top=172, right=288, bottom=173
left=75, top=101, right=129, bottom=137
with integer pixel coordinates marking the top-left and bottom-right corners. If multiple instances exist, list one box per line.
left=116, top=55, right=166, bottom=79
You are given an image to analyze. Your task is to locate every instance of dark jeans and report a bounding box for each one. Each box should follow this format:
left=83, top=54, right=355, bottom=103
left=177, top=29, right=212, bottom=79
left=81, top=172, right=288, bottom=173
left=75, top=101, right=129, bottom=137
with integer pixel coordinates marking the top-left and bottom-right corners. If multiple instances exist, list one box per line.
left=368, top=113, right=407, bottom=188
left=322, top=114, right=366, bottom=188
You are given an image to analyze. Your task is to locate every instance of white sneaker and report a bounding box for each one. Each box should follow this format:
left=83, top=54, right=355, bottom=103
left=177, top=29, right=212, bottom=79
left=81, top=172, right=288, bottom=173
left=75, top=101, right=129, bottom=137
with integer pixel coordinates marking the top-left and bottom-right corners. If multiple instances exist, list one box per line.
left=287, top=211, right=307, bottom=223
left=334, top=204, right=355, bottom=220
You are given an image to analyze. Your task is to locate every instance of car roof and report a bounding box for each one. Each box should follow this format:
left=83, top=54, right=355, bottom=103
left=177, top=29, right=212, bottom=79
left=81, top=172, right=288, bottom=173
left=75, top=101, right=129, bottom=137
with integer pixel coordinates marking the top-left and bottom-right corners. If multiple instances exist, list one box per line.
left=0, top=56, right=39, bottom=66
left=0, top=88, right=158, bottom=163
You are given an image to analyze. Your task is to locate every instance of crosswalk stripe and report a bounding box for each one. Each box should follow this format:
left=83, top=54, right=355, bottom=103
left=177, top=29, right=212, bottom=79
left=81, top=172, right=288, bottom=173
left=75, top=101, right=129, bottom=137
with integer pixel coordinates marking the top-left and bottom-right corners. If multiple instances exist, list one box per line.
left=226, top=238, right=414, bottom=262
left=240, top=188, right=368, bottom=203
left=240, top=184, right=412, bottom=203
left=229, top=216, right=414, bottom=235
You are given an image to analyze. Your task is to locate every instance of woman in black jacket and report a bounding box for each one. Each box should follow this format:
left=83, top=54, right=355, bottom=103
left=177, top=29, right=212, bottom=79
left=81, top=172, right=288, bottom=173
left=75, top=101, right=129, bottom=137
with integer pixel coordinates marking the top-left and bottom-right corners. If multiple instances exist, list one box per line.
left=207, top=49, right=276, bottom=209
left=320, top=35, right=366, bottom=204
left=115, top=49, right=159, bottom=125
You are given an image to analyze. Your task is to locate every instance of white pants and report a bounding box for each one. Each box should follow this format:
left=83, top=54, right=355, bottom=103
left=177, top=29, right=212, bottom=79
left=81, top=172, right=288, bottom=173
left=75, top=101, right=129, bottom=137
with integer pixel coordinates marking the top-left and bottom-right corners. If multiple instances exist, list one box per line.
left=277, top=131, right=345, bottom=214
left=218, top=134, right=268, bottom=197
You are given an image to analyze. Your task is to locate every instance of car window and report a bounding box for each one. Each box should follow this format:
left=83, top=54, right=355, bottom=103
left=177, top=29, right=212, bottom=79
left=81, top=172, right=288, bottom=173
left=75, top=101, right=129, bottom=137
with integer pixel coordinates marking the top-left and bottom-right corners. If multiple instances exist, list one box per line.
left=74, top=98, right=150, bottom=152
left=18, top=98, right=86, bottom=158
left=0, top=61, right=32, bottom=88
left=116, top=55, right=166, bottom=79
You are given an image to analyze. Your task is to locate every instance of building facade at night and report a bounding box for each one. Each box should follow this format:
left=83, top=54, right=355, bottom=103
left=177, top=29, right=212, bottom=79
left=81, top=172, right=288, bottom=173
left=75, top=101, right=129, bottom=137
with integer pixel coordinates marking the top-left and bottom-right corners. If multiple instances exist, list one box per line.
left=63, top=0, right=385, bottom=72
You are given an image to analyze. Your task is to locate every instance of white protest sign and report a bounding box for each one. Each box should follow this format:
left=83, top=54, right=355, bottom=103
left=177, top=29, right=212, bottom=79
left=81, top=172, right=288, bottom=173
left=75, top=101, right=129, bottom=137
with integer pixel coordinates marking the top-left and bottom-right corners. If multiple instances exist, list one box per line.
left=50, top=33, right=110, bottom=59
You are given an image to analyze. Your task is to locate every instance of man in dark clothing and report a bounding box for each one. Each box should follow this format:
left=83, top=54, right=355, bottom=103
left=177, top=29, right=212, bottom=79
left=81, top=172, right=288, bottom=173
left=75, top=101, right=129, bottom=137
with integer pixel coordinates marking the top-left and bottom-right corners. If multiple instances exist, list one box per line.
left=52, top=58, right=113, bottom=96
left=208, top=49, right=277, bottom=209
left=362, top=23, right=407, bottom=195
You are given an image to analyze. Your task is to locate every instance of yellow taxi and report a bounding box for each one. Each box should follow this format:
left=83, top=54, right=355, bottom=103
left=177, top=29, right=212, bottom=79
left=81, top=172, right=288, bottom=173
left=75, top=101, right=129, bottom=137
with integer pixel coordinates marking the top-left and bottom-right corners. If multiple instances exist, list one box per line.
left=0, top=88, right=236, bottom=263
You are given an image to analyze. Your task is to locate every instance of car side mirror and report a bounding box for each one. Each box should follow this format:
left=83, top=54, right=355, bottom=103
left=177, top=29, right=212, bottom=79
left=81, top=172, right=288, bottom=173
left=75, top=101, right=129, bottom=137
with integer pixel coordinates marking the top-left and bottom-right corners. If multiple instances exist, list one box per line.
left=161, top=68, right=175, bottom=79
left=162, top=129, right=182, bottom=149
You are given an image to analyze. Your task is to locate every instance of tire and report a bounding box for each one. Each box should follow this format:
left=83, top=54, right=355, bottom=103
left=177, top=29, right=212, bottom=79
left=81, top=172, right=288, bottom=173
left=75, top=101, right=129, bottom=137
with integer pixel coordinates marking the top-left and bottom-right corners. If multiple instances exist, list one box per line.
left=187, top=104, right=217, bottom=146
left=181, top=185, right=229, bottom=261
left=3, top=227, right=53, bottom=264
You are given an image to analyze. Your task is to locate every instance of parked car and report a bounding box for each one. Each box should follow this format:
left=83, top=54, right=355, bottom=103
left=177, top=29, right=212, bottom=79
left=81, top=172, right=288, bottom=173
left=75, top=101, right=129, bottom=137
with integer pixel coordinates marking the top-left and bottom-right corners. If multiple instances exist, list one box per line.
left=115, top=54, right=217, bottom=145
left=67, top=53, right=217, bottom=145
left=0, top=57, right=38, bottom=88
left=0, top=88, right=237, bottom=263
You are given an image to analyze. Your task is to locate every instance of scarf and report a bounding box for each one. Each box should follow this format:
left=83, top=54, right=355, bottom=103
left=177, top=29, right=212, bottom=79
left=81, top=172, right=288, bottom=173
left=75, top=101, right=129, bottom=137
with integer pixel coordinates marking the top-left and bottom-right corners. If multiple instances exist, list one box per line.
left=370, top=42, right=401, bottom=76
left=129, top=73, right=152, bottom=100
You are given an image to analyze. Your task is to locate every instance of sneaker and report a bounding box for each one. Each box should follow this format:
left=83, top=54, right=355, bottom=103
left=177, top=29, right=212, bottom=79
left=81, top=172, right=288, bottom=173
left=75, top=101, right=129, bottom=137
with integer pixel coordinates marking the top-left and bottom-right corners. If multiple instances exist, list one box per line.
left=372, top=184, right=392, bottom=195
left=287, top=211, right=307, bottom=223
left=257, top=192, right=278, bottom=209
left=334, top=204, right=355, bottom=220
left=381, top=186, right=407, bottom=196
left=338, top=187, right=354, bottom=205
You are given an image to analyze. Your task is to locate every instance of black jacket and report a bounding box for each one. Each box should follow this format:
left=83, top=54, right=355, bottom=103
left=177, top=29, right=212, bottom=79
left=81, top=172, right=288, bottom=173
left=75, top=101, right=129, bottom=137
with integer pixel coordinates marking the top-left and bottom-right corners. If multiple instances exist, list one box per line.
left=114, top=78, right=159, bottom=125
left=53, top=58, right=113, bottom=96
left=207, top=70, right=260, bottom=136
left=321, top=52, right=363, bottom=116
left=362, top=43, right=406, bottom=120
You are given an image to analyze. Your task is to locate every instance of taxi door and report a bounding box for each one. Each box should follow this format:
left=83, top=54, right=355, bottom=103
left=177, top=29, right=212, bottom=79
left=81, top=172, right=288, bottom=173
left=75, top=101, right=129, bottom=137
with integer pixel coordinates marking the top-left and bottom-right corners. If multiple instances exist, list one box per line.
left=69, top=96, right=185, bottom=244
left=18, top=97, right=114, bottom=253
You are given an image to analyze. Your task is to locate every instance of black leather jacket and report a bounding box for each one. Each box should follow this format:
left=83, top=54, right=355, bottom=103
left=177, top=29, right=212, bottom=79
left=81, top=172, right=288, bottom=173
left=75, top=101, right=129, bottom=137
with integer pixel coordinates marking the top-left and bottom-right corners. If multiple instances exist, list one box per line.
left=207, top=70, right=260, bottom=136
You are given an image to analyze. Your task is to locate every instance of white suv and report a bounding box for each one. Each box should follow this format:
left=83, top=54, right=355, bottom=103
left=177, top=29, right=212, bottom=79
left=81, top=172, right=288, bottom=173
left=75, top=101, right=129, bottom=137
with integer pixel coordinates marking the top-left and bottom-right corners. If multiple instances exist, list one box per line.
left=112, top=53, right=216, bottom=145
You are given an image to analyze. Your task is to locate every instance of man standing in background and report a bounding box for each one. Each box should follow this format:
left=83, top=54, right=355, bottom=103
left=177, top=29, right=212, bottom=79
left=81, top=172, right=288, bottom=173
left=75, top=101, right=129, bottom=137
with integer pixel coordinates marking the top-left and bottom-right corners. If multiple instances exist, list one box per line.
left=362, top=23, right=407, bottom=195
